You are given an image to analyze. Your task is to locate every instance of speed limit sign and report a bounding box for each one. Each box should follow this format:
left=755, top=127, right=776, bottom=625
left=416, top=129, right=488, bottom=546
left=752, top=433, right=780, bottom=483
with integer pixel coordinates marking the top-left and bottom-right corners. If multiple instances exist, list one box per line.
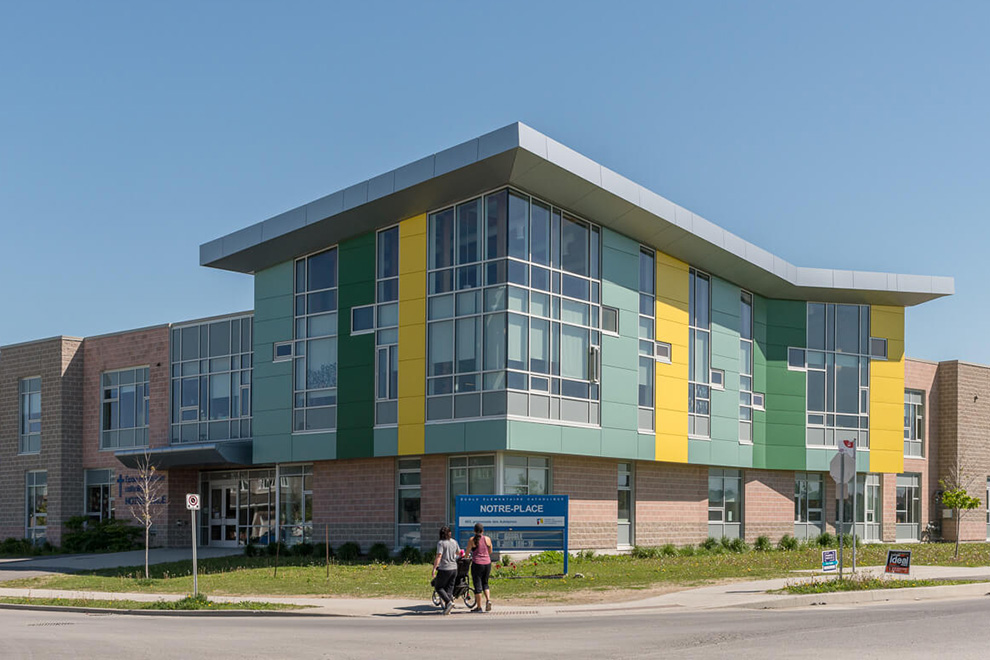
left=186, top=493, right=201, bottom=510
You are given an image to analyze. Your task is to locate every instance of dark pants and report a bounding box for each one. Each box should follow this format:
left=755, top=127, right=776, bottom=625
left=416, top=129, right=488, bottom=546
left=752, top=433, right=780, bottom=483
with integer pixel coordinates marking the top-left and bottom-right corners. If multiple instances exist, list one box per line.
left=471, top=562, right=491, bottom=594
left=435, top=569, right=457, bottom=605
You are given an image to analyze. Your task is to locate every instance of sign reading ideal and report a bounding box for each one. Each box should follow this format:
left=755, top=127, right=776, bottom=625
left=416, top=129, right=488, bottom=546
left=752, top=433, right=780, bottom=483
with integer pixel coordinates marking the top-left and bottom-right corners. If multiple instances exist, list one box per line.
left=885, top=550, right=912, bottom=575
left=822, top=549, right=838, bottom=573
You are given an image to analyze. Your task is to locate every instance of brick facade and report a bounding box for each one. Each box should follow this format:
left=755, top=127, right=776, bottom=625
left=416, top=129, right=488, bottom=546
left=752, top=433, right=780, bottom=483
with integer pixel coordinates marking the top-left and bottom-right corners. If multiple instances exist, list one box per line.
left=635, top=462, right=708, bottom=546
left=313, top=457, right=396, bottom=551
left=553, top=455, right=617, bottom=549
left=744, top=469, right=794, bottom=542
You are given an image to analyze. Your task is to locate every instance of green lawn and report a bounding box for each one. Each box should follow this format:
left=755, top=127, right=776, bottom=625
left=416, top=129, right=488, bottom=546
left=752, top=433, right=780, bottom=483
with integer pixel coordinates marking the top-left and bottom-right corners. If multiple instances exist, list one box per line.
left=777, top=576, right=976, bottom=594
left=5, top=543, right=990, bottom=602
left=0, top=594, right=303, bottom=611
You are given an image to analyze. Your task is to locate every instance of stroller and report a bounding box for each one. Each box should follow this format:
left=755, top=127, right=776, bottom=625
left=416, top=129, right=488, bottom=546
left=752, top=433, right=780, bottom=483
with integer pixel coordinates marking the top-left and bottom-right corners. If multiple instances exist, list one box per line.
left=432, top=556, right=476, bottom=609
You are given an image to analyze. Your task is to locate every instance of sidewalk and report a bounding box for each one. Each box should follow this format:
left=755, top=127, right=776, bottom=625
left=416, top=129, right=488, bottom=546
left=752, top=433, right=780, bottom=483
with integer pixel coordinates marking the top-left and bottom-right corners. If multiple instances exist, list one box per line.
left=2, top=564, right=989, bottom=618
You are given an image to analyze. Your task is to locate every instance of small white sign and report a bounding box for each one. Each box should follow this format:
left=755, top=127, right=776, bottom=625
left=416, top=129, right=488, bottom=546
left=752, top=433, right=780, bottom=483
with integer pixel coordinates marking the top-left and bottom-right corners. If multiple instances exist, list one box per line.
left=186, top=493, right=201, bottom=510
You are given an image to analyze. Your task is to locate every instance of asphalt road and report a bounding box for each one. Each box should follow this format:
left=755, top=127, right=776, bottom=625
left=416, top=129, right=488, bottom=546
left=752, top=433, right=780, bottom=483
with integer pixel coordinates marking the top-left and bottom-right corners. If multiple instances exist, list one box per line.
left=2, top=597, right=990, bottom=659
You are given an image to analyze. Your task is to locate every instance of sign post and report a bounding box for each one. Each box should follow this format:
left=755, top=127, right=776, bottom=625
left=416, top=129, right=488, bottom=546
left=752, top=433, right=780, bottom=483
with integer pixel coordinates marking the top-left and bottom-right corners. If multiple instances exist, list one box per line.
left=456, top=495, right=570, bottom=575
left=186, top=493, right=201, bottom=596
left=830, top=446, right=855, bottom=580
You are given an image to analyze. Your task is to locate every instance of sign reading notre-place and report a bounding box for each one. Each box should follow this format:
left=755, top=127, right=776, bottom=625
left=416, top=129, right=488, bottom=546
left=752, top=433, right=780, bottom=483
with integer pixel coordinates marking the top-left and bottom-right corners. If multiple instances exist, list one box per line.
left=456, top=495, right=570, bottom=574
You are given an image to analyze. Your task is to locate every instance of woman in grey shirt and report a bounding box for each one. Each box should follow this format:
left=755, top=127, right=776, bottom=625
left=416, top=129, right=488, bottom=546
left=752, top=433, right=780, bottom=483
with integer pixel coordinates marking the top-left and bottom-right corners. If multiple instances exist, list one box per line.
left=431, top=526, right=460, bottom=615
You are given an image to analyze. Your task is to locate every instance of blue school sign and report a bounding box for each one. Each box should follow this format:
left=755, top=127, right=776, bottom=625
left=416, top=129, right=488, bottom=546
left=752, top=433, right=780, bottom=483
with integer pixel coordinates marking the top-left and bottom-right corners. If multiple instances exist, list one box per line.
left=456, top=494, right=570, bottom=575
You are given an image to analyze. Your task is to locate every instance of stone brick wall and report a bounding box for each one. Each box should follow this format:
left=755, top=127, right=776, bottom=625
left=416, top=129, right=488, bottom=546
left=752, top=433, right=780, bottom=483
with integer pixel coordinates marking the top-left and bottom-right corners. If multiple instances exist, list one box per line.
left=552, top=455, right=617, bottom=549
left=635, top=462, right=708, bottom=546
left=744, top=469, right=794, bottom=542
left=313, top=457, right=395, bottom=551
left=419, top=454, right=447, bottom=551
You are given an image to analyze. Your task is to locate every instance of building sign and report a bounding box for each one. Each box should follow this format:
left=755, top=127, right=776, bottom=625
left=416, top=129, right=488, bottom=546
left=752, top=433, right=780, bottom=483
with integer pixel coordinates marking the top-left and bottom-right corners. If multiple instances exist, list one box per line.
left=822, top=549, right=837, bottom=573
left=456, top=495, right=570, bottom=574
left=885, top=550, right=912, bottom=575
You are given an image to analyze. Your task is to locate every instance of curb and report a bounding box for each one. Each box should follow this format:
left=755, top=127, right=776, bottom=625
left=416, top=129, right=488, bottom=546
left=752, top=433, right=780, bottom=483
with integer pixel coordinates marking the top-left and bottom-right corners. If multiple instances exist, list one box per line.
left=740, top=581, right=990, bottom=610
left=0, top=602, right=334, bottom=617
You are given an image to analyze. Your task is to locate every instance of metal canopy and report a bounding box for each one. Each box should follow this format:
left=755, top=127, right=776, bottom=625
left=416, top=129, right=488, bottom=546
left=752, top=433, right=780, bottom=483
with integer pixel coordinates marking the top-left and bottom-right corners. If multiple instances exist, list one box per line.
left=200, top=122, right=953, bottom=307
left=114, top=441, right=253, bottom=470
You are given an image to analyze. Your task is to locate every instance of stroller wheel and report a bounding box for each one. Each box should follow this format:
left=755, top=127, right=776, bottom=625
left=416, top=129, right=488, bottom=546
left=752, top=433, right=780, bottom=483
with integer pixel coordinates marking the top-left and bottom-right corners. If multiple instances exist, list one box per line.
left=432, top=591, right=442, bottom=607
left=463, top=590, right=476, bottom=609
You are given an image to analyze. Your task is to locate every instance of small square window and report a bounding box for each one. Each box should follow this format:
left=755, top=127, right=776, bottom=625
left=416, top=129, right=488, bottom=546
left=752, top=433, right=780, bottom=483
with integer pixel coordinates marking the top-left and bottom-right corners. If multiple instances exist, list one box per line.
left=602, top=306, right=619, bottom=335
left=351, top=305, right=375, bottom=335
left=710, top=369, right=725, bottom=390
left=870, top=337, right=887, bottom=360
left=273, top=342, right=293, bottom=362
left=655, top=342, right=672, bottom=364
left=752, top=392, right=765, bottom=411
left=787, top=347, right=806, bottom=370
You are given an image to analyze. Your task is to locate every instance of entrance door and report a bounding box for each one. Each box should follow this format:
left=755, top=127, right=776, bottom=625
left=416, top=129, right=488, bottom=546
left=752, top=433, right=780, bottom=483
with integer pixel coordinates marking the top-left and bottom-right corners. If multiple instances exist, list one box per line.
left=209, top=482, right=239, bottom=547
left=618, top=463, right=633, bottom=547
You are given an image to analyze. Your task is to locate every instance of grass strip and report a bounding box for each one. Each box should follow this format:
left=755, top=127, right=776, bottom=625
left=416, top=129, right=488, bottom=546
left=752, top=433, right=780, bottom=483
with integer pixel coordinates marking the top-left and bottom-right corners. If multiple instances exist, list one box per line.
left=775, top=576, right=978, bottom=594
left=0, top=594, right=303, bottom=611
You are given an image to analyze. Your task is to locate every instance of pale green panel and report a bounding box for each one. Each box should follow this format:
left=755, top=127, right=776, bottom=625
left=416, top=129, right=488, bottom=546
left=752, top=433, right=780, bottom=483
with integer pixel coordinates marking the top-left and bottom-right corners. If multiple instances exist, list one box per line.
left=710, top=439, right=740, bottom=467
left=711, top=328, right=739, bottom=364
left=254, top=317, right=292, bottom=349
left=425, top=423, right=465, bottom=454
left=560, top=426, right=602, bottom=457
left=602, top=428, right=638, bottom=460
left=602, top=400, right=637, bottom=432
left=374, top=427, right=399, bottom=457
left=602, top=226, right=641, bottom=257
left=738, top=442, right=753, bottom=466
left=291, top=432, right=336, bottom=462
left=711, top=276, right=740, bottom=320
left=709, top=410, right=738, bottom=441
left=253, top=373, right=291, bottom=413
left=602, top=281, right=638, bottom=316
left=688, top=438, right=711, bottom=464
left=637, top=433, right=655, bottom=459
left=602, top=364, right=637, bottom=405
left=256, top=261, right=294, bottom=301
left=425, top=420, right=507, bottom=454
left=856, top=452, right=870, bottom=473
left=806, top=449, right=830, bottom=472
left=507, top=420, right=561, bottom=453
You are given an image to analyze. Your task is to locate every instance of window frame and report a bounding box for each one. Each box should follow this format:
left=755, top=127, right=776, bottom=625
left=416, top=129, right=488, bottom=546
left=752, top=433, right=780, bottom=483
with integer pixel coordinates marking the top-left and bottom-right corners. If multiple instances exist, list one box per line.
left=18, top=376, right=42, bottom=455
left=100, top=367, right=150, bottom=450
left=396, top=458, right=421, bottom=550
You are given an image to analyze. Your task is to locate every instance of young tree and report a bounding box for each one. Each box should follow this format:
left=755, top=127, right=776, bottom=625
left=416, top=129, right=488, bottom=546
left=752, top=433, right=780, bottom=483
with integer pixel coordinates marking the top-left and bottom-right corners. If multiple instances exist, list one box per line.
left=939, top=473, right=983, bottom=559
left=126, top=451, right=167, bottom=579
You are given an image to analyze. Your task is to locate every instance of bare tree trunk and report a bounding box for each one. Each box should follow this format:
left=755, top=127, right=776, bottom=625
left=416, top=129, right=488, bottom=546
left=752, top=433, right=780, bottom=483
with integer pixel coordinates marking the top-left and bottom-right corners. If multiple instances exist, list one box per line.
left=145, top=524, right=150, bottom=579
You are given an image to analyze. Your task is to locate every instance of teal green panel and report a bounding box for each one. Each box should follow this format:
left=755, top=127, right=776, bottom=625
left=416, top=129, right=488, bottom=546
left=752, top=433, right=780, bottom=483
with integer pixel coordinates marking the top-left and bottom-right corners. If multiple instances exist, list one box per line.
left=336, top=233, right=376, bottom=459
left=738, top=443, right=753, bottom=467
left=602, top=364, right=637, bottom=405
left=710, top=440, right=739, bottom=467
left=253, top=372, right=291, bottom=413
left=291, top=432, right=336, bottom=461
left=560, top=426, right=601, bottom=456
left=602, top=281, right=637, bottom=316
left=764, top=445, right=805, bottom=470
left=602, top=428, right=637, bottom=460
left=465, top=420, right=508, bottom=452
left=711, top=276, right=740, bottom=320
left=856, top=452, right=870, bottom=472
left=602, top=247, right=639, bottom=294
left=602, top=227, right=641, bottom=257
left=507, top=421, right=561, bottom=453
left=752, top=294, right=769, bottom=469
left=253, top=437, right=291, bottom=464
left=688, top=438, right=711, bottom=464
left=711, top=329, right=739, bottom=364
left=709, top=409, right=738, bottom=442
left=254, top=318, right=292, bottom=350
left=255, top=294, right=293, bottom=325
left=806, top=449, right=829, bottom=472
left=255, top=261, right=293, bottom=301
left=637, top=433, right=655, bottom=460
left=373, top=427, right=399, bottom=457
left=252, top=405, right=291, bottom=437
left=602, top=401, right=637, bottom=432
left=425, top=424, right=465, bottom=454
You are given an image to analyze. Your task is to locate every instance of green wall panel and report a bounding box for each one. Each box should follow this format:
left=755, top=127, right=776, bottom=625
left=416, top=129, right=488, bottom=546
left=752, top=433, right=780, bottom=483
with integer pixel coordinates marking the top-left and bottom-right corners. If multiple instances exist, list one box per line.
left=336, top=233, right=376, bottom=459
left=761, top=298, right=806, bottom=471
left=601, top=228, right=640, bottom=441
left=252, top=261, right=294, bottom=464
left=374, top=427, right=399, bottom=457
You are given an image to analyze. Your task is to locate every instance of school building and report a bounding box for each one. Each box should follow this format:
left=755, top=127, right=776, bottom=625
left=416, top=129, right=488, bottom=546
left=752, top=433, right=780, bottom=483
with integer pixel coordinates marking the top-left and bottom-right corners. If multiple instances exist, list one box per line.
left=3, top=123, right=983, bottom=552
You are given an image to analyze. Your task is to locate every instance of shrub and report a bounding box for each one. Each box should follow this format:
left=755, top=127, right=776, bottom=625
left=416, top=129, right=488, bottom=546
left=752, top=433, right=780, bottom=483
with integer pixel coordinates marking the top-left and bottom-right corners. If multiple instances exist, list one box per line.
left=754, top=536, right=773, bottom=552
left=61, top=516, right=140, bottom=554
left=367, top=543, right=391, bottom=563
left=266, top=542, right=287, bottom=557
left=837, top=533, right=861, bottom=548
left=700, top=537, right=720, bottom=551
left=311, top=543, right=331, bottom=560
left=0, top=538, right=35, bottom=555
left=777, top=534, right=799, bottom=551
left=677, top=545, right=696, bottom=557
left=291, top=542, right=315, bottom=557
left=531, top=550, right=563, bottom=564
left=659, top=544, right=677, bottom=557
left=815, top=532, right=835, bottom=548
left=632, top=545, right=660, bottom=559
left=720, top=536, right=734, bottom=550
left=576, top=549, right=596, bottom=560
left=336, top=542, right=361, bottom=562
left=727, top=538, right=748, bottom=553
left=244, top=543, right=261, bottom=558
left=399, top=545, right=423, bottom=564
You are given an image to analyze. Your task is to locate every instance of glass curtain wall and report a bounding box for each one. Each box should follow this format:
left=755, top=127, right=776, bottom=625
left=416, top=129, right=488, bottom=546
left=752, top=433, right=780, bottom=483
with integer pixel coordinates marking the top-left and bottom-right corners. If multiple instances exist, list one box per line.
left=638, top=249, right=655, bottom=432
left=101, top=367, right=150, bottom=449
left=375, top=227, right=400, bottom=425
left=689, top=270, right=711, bottom=437
left=426, top=189, right=602, bottom=426
left=294, top=247, right=339, bottom=431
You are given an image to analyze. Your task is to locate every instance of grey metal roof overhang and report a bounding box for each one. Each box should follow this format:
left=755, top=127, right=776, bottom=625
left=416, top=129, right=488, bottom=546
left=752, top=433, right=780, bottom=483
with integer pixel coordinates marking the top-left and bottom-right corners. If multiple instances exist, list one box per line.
left=200, top=123, right=953, bottom=307
left=114, top=441, right=253, bottom=470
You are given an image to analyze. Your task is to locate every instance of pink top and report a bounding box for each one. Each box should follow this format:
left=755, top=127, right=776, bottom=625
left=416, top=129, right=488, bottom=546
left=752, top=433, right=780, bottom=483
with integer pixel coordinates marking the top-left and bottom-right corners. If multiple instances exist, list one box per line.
left=471, top=535, right=491, bottom=565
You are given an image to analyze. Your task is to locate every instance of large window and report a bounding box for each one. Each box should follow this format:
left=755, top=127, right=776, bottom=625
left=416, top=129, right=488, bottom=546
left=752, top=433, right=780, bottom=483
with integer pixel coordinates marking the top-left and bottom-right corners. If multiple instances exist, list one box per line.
left=26, top=471, right=47, bottom=543
left=904, top=390, right=924, bottom=457
left=448, top=455, right=495, bottom=521
left=280, top=465, right=313, bottom=544
left=294, top=247, right=338, bottom=432
left=802, top=303, right=871, bottom=450
left=397, top=458, right=421, bottom=549
left=618, top=462, right=634, bottom=547
left=19, top=377, right=41, bottom=454
left=895, top=473, right=921, bottom=541
left=426, top=189, right=602, bottom=426
left=171, top=316, right=253, bottom=443
left=638, top=248, right=655, bottom=432
left=794, top=472, right=824, bottom=539
left=739, top=291, right=754, bottom=444
left=101, top=367, right=150, bottom=449
left=503, top=455, right=549, bottom=495
left=708, top=468, right=742, bottom=539
left=376, top=227, right=400, bottom=426
left=85, top=469, right=114, bottom=521
left=689, top=270, right=711, bottom=438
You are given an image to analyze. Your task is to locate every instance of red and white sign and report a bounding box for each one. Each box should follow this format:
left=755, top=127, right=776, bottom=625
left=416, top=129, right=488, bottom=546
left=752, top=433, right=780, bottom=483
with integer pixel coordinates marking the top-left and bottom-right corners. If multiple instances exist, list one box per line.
left=186, top=493, right=201, bottom=510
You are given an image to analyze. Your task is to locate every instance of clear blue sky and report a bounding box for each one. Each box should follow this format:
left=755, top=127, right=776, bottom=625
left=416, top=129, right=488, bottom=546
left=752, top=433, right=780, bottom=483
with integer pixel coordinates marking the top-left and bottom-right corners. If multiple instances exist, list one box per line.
left=1, top=2, right=985, bottom=362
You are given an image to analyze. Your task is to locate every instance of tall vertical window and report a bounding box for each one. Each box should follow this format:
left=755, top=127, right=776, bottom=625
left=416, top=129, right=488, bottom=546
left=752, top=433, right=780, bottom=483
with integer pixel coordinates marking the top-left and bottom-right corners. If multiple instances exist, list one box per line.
left=279, top=465, right=313, bottom=544
left=638, top=248, right=655, bottom=432
left=376, top=227, right=400, bottom=426
left=804, top=303, right=870, bottom=450
left=503, top=455, right=550, bottom=495
left=26, top=471, right=47, bottom=543
left=85, top=469, right=114, bottom=521
left=19, top=377, right=41, bottom=454
left=794, top=472, right=824, bottom=539
left=101, top=367, right=150, bottom=449
left=689, top=270, right=711, bottom=438
left=397, top=458, right=421, bottom=549
left=171, top=316, right=253, bottom=443
left=739, top=291, right=754, bottom=443
left=708, top=468, right=742, bottom=539
left=448, top=455, right=495, bottom=521
left=904, top=390, right=924, bottom=457
left=618, top=462, right=634, bottom=547
left=895, top=473, right=921, bottom=541
left=294, top=247, right=339, bottom=432
left=426, top=189, right=601, bottom=425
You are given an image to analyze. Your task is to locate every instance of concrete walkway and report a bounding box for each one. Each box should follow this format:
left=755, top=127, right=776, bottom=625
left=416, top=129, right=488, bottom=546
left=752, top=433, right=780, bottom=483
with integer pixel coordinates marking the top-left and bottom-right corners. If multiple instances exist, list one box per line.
left=1, top=562, right=989, bottom=617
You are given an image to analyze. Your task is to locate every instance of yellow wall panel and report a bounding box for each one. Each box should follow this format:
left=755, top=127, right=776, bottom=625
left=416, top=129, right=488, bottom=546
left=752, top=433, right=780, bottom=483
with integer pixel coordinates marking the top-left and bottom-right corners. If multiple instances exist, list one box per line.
left=869, top=305, right=904, bottom=473
left=398, top=214, right=427, bottom=455
left=654, top=250, right=690, bottom=463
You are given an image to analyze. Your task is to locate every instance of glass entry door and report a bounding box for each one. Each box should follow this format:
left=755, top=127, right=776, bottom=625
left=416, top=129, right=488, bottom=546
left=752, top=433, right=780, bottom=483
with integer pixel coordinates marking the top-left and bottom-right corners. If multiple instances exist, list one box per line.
left=209, top=481, right=239, bottom=547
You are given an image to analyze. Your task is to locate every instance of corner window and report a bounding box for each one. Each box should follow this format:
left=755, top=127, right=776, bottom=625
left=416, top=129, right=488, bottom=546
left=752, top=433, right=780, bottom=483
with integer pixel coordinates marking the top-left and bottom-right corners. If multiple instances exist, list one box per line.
left=710, top=369, right=725, bottom=390
left=19, top=377, right=42, bottom=454
left=503, top=455, right=549, bottom=495
left=448, top=455, right=495, bottom=522
left=787, top=347, right=806, bottom=370
left=655, top=342, right=672, bottom=364
left=101, top=368, right=150, bottom=450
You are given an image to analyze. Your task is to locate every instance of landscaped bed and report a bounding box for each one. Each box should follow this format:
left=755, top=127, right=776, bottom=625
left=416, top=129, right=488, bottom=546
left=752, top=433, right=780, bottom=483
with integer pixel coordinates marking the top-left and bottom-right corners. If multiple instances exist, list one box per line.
left=776, top=576, right=978, bottom=594
left=5, top=541, right=990, bottom=603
